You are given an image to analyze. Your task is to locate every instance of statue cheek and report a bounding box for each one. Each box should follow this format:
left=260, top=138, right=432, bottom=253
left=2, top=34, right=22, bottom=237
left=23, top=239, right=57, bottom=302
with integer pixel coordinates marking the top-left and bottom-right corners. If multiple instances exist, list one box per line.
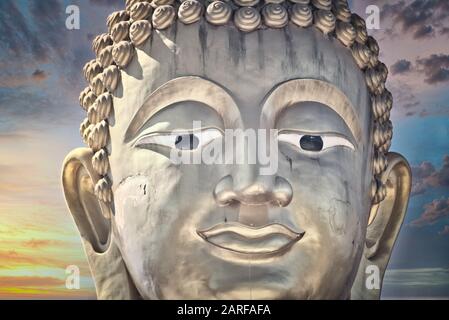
left=114, top=175, right=153, bottom=234
left=113, top=167, right=182, bottom=235
left=328, top=198, right=352, bottom=236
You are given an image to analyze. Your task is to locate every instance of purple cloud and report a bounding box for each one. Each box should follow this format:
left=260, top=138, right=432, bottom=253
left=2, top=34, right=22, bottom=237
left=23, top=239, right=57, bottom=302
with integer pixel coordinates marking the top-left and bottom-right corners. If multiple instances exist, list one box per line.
left=416, top=54, right=449, bottom=84
left=391, top=59, right=413, bottom=75
left=414, top=25, right=435, bottom=39
left=411, top=197, right=449, bottom=227
left=411, top=155, right=449, bottom=196
left=381, top=0, right=449, bottom=39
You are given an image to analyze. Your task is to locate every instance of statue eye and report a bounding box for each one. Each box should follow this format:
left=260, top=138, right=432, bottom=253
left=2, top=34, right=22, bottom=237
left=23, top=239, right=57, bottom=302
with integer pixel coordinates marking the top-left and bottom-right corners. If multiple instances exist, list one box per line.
left=278, top=132, right=354, bottom=152
left=174, top=134, right=199, bottom=150
left=299, top=135, right=323, bottom=151
left=135, top=128, right=222, bottom=151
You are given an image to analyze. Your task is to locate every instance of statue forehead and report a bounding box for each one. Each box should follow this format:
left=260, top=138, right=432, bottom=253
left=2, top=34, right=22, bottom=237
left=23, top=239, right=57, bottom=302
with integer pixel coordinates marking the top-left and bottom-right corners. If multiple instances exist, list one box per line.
left=113, top=22, right=370, bottom=130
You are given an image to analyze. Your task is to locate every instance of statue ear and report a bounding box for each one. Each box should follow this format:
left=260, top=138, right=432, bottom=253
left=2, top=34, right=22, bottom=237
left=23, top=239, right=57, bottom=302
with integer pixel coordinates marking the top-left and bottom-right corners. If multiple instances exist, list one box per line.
left=351, top=152, right=412, bottom=300
left=62, top=148, right=110, bottom=251
left=62, top=148, right=140, bottom=299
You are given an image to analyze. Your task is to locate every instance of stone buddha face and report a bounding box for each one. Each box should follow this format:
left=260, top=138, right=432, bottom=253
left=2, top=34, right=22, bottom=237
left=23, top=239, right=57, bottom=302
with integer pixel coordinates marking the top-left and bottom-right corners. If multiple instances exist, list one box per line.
left=62, top=0, right=412, bottom=300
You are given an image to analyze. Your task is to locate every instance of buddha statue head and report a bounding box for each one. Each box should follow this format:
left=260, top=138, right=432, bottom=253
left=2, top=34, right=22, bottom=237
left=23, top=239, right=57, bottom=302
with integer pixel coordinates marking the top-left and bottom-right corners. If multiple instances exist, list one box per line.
left=62, top=0, right=412, bottom=299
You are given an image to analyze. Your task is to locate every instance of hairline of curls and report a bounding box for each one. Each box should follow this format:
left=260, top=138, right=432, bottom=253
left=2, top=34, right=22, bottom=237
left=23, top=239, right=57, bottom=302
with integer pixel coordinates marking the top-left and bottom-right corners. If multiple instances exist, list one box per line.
left=79, top=0, right=393, bottom=205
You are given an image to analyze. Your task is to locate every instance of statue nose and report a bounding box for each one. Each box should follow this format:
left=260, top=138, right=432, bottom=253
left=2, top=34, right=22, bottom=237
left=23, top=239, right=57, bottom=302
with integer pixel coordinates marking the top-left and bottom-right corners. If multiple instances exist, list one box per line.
left=214, top=174, right=293, bottom=207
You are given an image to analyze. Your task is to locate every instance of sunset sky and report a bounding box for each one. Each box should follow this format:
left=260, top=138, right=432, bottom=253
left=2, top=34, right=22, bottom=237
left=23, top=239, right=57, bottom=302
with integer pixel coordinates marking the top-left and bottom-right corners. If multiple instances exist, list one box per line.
left=0, top=0, right=448, bottom=299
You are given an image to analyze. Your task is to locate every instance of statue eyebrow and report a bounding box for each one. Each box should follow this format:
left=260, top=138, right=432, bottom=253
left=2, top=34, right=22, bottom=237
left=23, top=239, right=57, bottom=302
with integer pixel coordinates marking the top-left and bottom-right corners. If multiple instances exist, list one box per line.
left=260, top=79, right=363, bottom=143
left=124, top=76, right=242, bottom=143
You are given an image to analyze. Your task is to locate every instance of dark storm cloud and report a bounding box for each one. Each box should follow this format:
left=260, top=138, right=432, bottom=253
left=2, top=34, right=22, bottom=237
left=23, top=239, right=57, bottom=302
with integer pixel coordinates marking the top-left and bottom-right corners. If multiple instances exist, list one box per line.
left=382, top=0, right=449, bottom=39
left=391, top=59, right=413, bottom=75
left=416, top=54, right=449, bottom=84
left=411, top=155, right=449, bottom=196
left=411, top=197, right=449, bottom=227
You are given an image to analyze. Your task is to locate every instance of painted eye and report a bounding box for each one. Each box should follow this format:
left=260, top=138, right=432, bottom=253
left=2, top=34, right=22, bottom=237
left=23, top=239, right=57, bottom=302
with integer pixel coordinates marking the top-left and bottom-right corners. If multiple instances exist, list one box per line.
left=278, top=132, right=354, bottom=152
left=299, top=135, right=323, bottom=151
left=135, top=128, right=222, bottom=151
left=174, top=134, right=199, bottom=150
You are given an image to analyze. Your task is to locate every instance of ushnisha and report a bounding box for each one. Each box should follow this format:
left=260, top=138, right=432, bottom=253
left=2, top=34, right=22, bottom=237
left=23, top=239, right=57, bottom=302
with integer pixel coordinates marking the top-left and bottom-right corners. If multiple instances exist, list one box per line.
left=78, top=0, right=393, bottom=207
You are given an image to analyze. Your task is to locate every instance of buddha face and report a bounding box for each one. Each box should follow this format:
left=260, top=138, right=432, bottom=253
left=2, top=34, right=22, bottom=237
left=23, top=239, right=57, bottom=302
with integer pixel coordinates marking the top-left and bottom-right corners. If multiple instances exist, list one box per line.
left=106, top=24, right=373, bottom=299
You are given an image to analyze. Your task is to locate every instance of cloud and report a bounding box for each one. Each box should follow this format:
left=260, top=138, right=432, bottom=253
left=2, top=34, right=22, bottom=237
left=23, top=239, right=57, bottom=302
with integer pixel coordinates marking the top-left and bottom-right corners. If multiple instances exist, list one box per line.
left=0, top=248, right=90, bottom=272
left=384, top=268, right=449, bottom=286
left=22, top=239, right=67, bottom=249
left=411, top=155, right=449, bottom=196
left=382, top=0, right=449, bottom=39
left=0, top=250, right=64, bottom=269
left=0, top=132, right=30, bottom=142
left=0, top=0, right=104, bottom=134
left=382, top=267, right=449, bottom=298
left=32, top=69, right=47, bottom=81
left=0, top=90, right=53, bottom=122
left=425, top=68, right=449, bottom=84
left=439, top=225, right=449, bottom=235
left=404, top=101, right=420, bottom=109
left=89, top=0, right=124, bottom=7
left=418, top=108, right=449, bottom=117
left=0, top=69, right=47, bottom=89
left=391, top=59, right=413, bottom=75
left=411, top=197, right=449, bottom=227
left=389, top=54, right=449, bottom=86
left=388, top=81, right=421, bottom=116
left=0, top=276, right=96, bottom=299
left=28, top=1, right=67, bottom=61
left=0, top=276, right=62, bottom=287
left=416, top=54, right=449, bottom=84
left=414, top=25, right=435, bottom=39
left=0, top=2, right=47, bottom=62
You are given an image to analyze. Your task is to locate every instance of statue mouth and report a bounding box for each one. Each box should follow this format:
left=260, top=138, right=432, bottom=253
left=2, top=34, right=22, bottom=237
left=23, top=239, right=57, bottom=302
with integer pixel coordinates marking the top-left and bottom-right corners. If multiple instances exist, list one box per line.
left=197, top=222, right=305, bottom=256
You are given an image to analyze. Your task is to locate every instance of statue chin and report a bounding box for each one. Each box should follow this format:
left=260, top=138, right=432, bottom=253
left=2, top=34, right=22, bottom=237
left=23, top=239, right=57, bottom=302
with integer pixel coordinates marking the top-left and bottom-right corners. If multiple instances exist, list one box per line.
left=62, top=1, right=412, bottom=300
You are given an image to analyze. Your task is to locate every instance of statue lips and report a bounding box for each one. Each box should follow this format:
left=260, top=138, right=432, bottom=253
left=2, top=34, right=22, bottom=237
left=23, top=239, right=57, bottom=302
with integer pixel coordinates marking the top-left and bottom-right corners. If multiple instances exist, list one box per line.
left=197, top=222, right=305, bottom=257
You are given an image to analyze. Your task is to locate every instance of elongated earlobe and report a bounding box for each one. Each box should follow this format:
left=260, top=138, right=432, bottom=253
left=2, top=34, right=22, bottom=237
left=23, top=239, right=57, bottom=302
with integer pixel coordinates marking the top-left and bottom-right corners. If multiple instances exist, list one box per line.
left=62, top=148, right=140, bottom=299
left=351, top=152, right=412, bottom=299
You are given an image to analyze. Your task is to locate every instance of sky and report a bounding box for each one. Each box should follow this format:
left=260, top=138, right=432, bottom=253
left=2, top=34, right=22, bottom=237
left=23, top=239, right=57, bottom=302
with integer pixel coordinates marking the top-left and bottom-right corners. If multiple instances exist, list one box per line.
left=0, top=0, right=448, bottom=299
